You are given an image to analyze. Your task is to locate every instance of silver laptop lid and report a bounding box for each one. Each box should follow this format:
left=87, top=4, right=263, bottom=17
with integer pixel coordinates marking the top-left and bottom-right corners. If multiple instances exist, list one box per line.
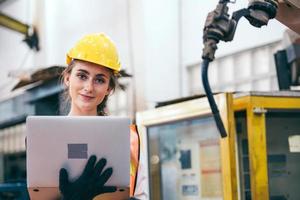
left=26, top=116, right=131, bottom=188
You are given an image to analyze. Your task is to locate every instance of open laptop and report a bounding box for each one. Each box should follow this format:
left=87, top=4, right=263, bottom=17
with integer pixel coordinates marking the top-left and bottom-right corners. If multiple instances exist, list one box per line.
left=26, top=116, right=131, bottom=200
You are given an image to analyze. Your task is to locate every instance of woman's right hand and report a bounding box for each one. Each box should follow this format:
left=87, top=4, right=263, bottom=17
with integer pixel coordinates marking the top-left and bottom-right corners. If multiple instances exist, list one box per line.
left=59, top=155, right=117, bottom=200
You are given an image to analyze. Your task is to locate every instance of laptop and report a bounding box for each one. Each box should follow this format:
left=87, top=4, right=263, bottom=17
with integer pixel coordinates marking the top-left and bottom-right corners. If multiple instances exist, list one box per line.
left=26, top=116, right=131, bottom=200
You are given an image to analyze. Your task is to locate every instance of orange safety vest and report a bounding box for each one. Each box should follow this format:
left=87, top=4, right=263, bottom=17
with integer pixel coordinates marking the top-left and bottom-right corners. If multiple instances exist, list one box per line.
left=129, top=124, right=140, bottom=197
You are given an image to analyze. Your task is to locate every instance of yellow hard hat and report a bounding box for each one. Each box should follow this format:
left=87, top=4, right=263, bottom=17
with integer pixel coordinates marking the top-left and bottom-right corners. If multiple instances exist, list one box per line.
left=66, top=33, right=121, bottom=72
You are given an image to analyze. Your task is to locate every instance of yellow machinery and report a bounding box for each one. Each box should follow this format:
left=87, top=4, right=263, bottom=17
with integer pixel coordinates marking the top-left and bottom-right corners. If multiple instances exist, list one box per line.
left=137, top=92, right=300, bottom=200
left=0, top=12, right=39, bottom=50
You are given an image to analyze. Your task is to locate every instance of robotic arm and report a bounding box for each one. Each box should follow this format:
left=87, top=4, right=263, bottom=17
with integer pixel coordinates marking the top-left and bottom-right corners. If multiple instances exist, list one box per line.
left=201, top=0, right=300, bottom=137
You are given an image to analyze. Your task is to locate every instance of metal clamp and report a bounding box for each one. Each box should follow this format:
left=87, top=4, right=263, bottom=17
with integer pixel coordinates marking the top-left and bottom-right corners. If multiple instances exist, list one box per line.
left=253, top=107, right=267, bottom=114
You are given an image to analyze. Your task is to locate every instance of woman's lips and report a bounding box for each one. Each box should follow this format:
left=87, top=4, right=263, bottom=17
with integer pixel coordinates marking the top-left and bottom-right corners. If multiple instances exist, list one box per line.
left=80, top=94, right=95, bottom=101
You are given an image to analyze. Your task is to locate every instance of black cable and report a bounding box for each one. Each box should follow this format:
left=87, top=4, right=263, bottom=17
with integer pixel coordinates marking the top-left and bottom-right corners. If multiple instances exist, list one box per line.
left=218, top=0, right=230, bottom=3
left=201, top=58, right=227, bottom=138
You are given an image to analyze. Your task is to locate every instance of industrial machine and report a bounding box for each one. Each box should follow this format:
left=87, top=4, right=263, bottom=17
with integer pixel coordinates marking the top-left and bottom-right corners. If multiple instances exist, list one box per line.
left=136, top=0, right=300, bottom=200
left=137, top=92, right=300, bottom=200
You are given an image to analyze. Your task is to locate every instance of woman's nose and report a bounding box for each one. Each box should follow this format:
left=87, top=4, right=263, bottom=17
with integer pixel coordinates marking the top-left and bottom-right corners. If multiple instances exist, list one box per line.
left=84, top=79, right=94, bottom=92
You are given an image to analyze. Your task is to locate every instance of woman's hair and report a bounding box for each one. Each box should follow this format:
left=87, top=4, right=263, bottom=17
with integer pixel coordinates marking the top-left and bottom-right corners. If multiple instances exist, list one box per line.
left=61, top=59, right=118, bottom=116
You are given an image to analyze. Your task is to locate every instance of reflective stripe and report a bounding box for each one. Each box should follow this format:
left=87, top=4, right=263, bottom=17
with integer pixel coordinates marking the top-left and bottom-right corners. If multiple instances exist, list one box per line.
left=130, top=160, right=138, bottom=176
left=130, top=124, right=140, bottom=197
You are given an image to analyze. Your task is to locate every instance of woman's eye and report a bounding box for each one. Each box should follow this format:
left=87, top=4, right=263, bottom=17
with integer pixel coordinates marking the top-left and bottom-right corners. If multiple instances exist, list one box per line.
left=77, top=73, right=87, bottom=80
left=95, top=78, right=105, bottom=84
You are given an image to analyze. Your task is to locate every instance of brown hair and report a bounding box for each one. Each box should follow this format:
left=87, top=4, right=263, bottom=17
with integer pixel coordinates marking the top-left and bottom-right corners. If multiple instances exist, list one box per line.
left=61, top=59, right=118, bottom=116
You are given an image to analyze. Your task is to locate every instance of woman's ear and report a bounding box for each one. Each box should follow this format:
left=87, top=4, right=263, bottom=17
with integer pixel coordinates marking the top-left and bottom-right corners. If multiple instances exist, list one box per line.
left=64, top=74, right=70, bottom=87
left=106, top=87, right=112, bottom=96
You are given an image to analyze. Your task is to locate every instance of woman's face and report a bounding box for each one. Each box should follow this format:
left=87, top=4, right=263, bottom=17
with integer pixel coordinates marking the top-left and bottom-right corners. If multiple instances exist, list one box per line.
left=64, top=60, right=112, bottom=116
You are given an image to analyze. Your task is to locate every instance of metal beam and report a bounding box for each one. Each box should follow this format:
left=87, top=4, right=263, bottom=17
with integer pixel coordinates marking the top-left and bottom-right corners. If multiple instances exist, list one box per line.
left=0, top=12, right=39, bottom=50
left=0, top=12, right=29, bottom=34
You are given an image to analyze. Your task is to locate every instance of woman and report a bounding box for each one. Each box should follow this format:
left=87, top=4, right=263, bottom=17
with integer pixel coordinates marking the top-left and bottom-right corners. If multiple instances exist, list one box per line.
left=59, top=33, right=147, bottom=200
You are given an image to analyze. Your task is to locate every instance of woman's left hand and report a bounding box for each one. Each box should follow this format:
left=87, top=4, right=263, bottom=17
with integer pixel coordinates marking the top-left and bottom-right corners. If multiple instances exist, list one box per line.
left=59, top=155, right=117, bottom=200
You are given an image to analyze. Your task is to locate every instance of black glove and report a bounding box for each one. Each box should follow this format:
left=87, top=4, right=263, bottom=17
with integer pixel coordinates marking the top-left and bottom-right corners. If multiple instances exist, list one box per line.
left=59, top=155, right=117, bottom=200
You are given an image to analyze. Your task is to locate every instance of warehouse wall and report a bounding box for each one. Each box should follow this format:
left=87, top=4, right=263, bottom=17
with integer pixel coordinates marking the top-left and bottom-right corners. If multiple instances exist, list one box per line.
left=1, top=0, right=287, bottom=111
